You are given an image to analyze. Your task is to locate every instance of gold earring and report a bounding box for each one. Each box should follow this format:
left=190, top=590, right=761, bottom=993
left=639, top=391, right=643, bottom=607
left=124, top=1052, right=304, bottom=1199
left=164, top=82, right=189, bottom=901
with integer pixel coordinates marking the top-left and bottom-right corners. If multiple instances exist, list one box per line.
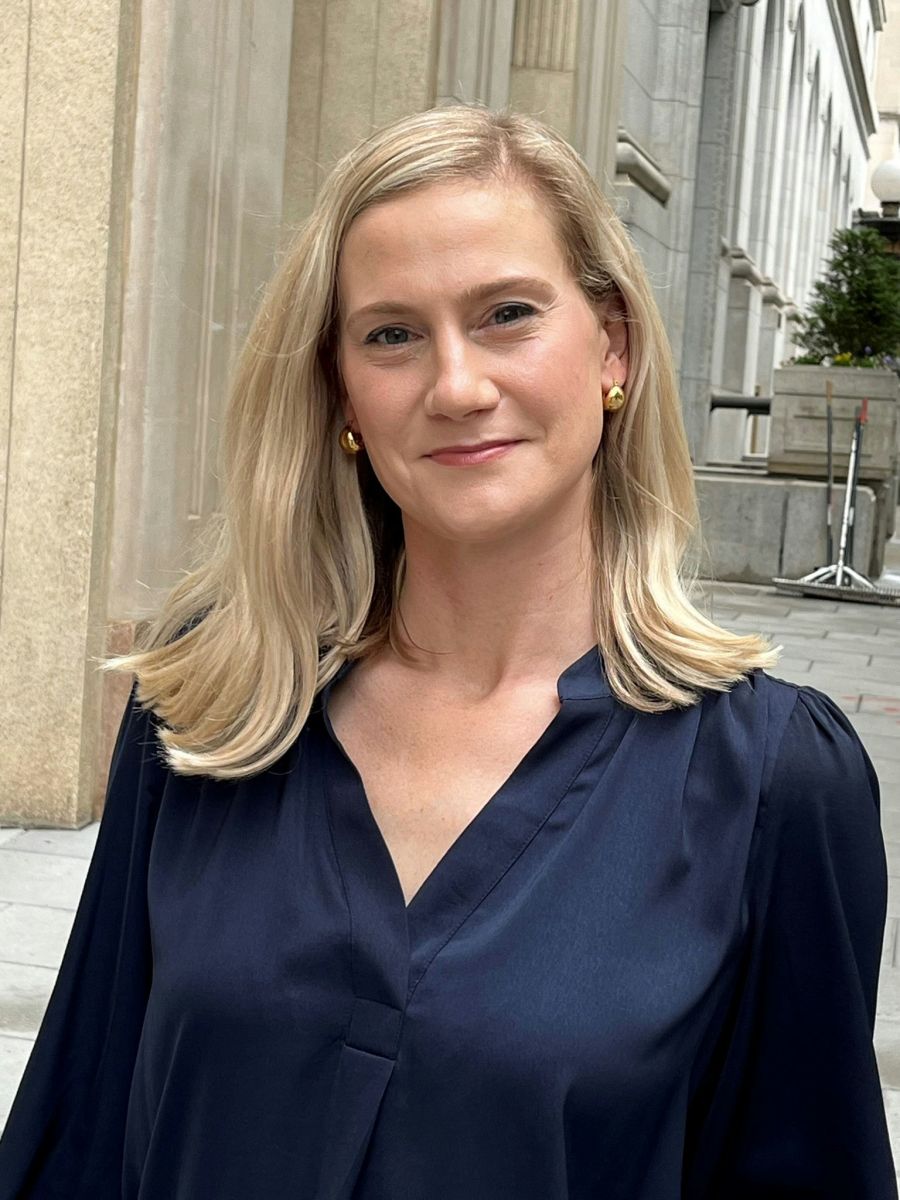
left=339, top=425, right=363, bottom=455
left=604, top=382, right=626, bottom=412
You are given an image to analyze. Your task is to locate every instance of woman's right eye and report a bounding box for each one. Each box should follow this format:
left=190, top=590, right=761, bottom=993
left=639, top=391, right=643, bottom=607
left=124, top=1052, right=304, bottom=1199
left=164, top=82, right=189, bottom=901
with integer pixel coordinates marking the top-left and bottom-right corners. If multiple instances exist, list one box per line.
left=365, top=327, right=410, bottom=346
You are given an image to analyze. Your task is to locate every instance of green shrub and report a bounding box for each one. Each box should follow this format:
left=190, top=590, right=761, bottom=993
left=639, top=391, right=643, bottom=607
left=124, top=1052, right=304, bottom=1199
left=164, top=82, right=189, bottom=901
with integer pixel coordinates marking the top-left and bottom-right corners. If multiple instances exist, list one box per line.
left=792, top=226, right=900, bottom=366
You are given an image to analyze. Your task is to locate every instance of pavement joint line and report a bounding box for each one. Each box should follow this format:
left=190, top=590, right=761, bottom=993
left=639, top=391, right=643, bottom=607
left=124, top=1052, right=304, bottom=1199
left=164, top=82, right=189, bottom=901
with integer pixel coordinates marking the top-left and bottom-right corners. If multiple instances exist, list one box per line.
left=0, top=1032, right=36, bottom=1043
left=0, top=847, right=95, bottom=864
left=887, top=922, right=900, bottom=967
left=0, top=959, right=58, bottom=972
left=0, top=951, right=70, bottom=968
left=0, top=901, right=82, bottom=913
left=0, top=825, right=93, bottom=833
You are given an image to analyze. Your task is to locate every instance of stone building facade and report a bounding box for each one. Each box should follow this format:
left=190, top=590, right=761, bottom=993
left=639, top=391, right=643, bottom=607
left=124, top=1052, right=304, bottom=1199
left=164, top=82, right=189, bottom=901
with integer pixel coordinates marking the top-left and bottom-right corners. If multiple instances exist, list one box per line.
left=865, top=0, right=900, bottom=206
left=0, top=0, right=883, bottom=825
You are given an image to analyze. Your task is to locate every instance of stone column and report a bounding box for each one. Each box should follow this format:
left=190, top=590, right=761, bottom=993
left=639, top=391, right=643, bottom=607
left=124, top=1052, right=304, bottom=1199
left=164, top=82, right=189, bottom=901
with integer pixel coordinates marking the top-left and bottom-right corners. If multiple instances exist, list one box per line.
left=282, top=0, right=440, bottom=228
left=573, top=0, right=627, bottom=187
left=681, top=4, right=743, bottom=462
left=504, top=0, right=626, bottom=188
left=723, top=5, right=756, bottom=253
left=436, top=0, right=515, bottom=108
left=0, top=0, right=138, bottom=826
left=102, top=0, right=295, bottom=814
left=613, top=0, right=706, bottom=368
left=508, top=0, right=581, bottom=140
left=707, top=249, right=765, bottom=463
left=108, top=0, right=294, bottom=619
left=721, top=250, right=763, bottom=396
left=756, top=280, right=788, bottom=396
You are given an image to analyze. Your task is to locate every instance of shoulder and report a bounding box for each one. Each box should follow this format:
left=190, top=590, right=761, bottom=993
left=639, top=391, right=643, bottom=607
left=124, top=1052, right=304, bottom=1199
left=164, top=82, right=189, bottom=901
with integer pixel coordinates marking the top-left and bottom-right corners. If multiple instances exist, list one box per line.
left=679, top=670, right=878, bottom=822
left=740, top=680, right=887, bottom=1018
left=688, top=665, right=796, bottom=729
left=709, top=674, right=884, bottom=918
left=760, top=677, right=880, bottom=831
left=693, top=664, right=858, bottom=746
left=677, top=668, right=798, bottom=783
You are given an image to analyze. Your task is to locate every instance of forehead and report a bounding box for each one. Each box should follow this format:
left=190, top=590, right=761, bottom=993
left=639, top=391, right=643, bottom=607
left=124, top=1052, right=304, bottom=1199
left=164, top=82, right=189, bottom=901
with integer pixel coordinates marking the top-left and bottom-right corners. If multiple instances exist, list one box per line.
left=337, top=178, right=572, bottom=306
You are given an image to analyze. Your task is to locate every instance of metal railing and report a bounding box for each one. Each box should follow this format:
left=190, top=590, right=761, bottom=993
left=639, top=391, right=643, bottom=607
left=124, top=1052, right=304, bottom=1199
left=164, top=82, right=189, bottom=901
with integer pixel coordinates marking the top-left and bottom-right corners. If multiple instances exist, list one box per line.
left=709, top=391, right=771, bottom=417
left=707, top=392, right=772, bottom=464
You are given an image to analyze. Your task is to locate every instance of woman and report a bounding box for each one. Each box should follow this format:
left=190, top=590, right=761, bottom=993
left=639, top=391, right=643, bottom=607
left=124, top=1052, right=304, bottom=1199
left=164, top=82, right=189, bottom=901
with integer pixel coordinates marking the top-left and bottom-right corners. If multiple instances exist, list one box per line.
left=0, top=105, right=895, bottom=1199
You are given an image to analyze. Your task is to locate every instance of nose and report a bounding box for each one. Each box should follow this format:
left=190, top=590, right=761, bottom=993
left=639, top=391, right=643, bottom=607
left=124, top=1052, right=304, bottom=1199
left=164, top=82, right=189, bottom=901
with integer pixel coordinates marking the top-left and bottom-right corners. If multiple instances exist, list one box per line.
left=424, top=330, right=501, bottom=419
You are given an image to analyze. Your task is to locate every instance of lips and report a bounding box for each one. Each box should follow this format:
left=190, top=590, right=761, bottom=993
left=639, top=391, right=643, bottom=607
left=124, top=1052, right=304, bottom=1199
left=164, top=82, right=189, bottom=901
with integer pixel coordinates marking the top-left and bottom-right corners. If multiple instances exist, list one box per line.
left=426, top=440, right=521, bottom=466
left=427, top=440, right=518, bottom=456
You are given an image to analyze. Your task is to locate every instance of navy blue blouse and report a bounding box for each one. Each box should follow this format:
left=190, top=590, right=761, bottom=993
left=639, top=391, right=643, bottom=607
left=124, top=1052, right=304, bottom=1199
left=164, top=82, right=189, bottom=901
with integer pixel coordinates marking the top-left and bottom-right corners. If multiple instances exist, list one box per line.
left=0, top=648, right=896, bottom=1198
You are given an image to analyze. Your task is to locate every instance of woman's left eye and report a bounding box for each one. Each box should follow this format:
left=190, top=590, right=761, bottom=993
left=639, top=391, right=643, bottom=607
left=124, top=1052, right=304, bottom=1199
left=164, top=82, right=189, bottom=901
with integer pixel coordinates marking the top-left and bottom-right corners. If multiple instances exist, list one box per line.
left=490, top=303, right=535, bottom=326
left=365, top=326, right=411, bottom=346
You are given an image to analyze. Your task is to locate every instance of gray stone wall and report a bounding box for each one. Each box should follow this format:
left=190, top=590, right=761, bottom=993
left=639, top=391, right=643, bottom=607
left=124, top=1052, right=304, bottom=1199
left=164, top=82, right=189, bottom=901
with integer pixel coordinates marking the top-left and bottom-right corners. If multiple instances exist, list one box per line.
left=614, top=0, right=708, bottom=384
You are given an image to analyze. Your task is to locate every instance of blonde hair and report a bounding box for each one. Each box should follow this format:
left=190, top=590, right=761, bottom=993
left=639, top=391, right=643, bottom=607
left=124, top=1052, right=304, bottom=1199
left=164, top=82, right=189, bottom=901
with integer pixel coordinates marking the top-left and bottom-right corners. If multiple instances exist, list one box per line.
left=103, top=104, right=776, bottom=778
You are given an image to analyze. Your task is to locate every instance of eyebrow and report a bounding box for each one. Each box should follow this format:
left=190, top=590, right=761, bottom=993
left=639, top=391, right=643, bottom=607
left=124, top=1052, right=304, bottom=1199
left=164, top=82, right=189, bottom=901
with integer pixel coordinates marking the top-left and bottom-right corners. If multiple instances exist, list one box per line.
left=343, top=275, right=556, bottom=329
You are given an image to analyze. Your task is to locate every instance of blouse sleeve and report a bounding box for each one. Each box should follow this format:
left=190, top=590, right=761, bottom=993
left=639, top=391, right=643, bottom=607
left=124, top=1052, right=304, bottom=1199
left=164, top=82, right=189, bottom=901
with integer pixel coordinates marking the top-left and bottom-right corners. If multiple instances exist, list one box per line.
left=685, top=685, right=898, bottom=1199
left=0, top=683, right=168, bottom=1200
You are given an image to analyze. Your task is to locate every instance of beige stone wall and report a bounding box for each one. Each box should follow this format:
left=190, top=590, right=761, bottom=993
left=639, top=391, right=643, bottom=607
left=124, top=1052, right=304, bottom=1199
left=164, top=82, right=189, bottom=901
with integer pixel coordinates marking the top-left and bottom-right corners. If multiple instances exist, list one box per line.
left=282, top=0, right=441, bottom=229
left=509, top=0, right=581, bottom=137
left=108, top=0, right=295, bottom=619
left=0, top=8, right=28, bottom=511
left=281, top=0, right=624, bottom=230
left=0, top=0, right=136, bottom=826
left=436, top=0, right=515, bottom=109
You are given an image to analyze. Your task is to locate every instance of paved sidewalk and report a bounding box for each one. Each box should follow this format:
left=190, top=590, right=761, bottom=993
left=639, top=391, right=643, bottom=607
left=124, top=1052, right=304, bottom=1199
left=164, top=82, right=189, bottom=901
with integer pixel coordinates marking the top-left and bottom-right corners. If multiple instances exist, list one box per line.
left=2, top=581, right=900, bottom=1181
left=0, top=822, right=99, bottom=1129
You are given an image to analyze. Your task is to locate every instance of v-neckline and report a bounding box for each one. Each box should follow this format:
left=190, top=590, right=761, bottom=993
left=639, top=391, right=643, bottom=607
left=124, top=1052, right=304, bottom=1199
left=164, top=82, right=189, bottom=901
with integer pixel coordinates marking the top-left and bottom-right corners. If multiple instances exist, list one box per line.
left=310, top=645, right=623, bottom=1200
left=315, top=643, right=617, bottom=995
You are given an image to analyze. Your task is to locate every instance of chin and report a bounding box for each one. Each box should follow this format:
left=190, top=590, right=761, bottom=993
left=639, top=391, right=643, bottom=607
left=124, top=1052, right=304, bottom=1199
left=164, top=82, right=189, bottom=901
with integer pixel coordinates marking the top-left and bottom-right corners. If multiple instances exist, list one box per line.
left=418, top=502, right=543, bottom=546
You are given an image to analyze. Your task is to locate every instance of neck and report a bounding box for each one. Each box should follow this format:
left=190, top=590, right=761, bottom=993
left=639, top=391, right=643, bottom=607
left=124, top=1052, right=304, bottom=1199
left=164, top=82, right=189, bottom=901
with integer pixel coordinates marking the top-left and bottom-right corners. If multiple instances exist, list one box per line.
left=392, top=505, right=598, bottom=699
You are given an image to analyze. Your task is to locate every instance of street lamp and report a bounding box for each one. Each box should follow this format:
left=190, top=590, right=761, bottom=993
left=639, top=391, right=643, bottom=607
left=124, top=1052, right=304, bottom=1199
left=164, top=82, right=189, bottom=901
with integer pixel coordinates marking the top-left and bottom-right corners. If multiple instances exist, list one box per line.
left=856, top=153, right=900, bottom=254
left=872, top=155, right=900, bottom=220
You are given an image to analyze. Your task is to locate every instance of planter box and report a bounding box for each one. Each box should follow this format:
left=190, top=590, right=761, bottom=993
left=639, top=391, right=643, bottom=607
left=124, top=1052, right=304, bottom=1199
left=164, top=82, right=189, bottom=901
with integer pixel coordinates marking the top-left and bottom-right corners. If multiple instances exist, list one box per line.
left=768, top=365, right=899, bottom=481
left=692, top=469, right=879, bottom=583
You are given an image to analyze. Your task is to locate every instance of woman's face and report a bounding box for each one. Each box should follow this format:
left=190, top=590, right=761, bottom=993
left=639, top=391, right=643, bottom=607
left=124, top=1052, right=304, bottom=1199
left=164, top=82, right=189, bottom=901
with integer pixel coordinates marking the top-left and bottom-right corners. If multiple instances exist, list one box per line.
left=336, top=177, right=628, bottom=545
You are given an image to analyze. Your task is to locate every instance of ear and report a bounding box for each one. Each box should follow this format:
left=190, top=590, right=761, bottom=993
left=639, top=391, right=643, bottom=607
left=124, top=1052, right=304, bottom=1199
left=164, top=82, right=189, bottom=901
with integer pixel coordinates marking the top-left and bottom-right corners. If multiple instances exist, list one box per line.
left=598, top=293, right=629, bottom=390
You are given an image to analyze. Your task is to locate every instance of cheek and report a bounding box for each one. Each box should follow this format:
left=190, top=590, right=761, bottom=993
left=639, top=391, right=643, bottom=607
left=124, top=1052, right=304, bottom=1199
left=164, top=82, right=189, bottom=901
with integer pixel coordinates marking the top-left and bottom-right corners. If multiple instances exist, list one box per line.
left=343, top=373, right=417, bottom=486
left=526, top=354, right=602, bottom=434
left=364, top=407, right=416, bottom=472
left=518, top=320, right=603, bottom=401
left=343, top=363, right=407, bottom=434
left=537, top=359, right=604, bottom=469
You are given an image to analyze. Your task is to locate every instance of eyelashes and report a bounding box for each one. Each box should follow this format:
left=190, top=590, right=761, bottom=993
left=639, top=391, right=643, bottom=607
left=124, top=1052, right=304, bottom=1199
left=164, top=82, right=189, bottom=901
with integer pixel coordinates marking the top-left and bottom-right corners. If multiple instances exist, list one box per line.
left=364, top=302, right=537, bottom=347
left=491, top=302, right=537, bottom=326
left=366, top=326, right=412, bottom=347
